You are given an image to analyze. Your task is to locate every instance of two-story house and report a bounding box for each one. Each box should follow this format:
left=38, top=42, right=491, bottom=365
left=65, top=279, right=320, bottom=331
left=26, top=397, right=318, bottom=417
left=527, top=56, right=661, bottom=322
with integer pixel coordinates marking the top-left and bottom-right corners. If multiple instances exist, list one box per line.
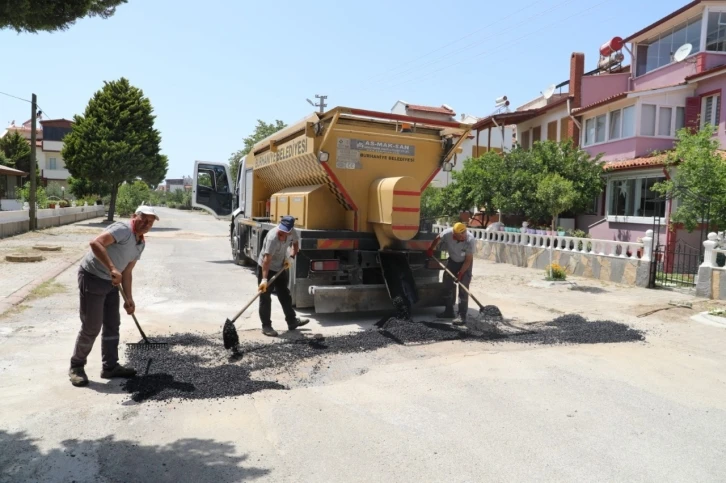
left=471, top=0, right=726, bottom=247
left=393, top=102, right=514, bottom=187
left=573, top=0, right=726, bottom=249
left=2, top=118, right=74, bottom=191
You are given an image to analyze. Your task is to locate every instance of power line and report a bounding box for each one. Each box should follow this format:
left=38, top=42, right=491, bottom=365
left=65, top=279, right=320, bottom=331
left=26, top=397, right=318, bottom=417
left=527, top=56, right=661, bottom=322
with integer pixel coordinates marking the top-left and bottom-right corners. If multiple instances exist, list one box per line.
left=382, top=0, right=610, bottom=92
left=372, top=0, right=578, bottom=86
left=0, top=90, right=52, bottom=122
left=365, top=0, right=543, bottom=83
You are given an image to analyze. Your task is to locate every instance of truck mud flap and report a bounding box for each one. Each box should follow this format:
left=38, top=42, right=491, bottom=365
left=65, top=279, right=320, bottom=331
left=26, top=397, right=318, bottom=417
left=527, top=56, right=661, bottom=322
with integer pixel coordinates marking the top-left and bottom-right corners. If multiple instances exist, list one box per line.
left=309, top=283, right=446, bottom=314
left=378, top=251, right=419, bottom=308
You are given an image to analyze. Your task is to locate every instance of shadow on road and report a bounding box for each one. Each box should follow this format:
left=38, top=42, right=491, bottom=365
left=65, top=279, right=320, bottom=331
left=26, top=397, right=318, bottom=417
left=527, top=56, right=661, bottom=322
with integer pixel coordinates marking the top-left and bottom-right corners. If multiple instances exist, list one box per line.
left=569, top=285, right=609, bottom=294
left=0, top=430, right=270, bottom=482
left=207, top=260, right=236, bottom=264
left=150, top=227, right=182, bottom=232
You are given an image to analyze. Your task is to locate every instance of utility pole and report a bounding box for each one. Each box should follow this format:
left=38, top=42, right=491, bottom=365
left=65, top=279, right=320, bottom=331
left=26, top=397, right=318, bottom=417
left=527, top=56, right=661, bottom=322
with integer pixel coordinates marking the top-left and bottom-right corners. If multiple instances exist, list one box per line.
left=306, top=94, right=328, bottom=114
left=29, top=93, right=37, bottom=231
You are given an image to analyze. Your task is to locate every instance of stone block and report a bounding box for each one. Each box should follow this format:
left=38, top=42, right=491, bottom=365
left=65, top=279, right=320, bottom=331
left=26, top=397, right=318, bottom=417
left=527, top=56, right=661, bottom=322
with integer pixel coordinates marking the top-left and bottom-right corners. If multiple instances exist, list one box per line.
left=609, top=259, right=626, bottom=283
left=696, top=266, right=713, bottom=298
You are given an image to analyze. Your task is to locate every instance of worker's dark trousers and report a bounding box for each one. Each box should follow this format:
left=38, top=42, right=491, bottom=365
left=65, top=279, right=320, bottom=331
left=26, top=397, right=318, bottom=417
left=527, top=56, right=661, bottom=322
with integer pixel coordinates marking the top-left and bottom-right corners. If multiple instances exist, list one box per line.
left=70, top=269, right=121, bottom=371
left=443, top=259, right=473, bottom=318
left=257, top=267, right=297, bottom=327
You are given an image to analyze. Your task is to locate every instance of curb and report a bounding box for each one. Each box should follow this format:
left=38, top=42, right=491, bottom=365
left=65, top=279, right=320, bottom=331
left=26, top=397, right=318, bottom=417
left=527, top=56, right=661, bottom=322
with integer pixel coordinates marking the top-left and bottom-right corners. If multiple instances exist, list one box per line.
left=0, top=252, right=85, bottom=316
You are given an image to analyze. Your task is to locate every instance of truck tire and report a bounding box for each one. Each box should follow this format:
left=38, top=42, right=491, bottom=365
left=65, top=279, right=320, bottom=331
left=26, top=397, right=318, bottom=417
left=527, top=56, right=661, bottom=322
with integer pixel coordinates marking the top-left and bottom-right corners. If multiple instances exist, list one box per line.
left=231, top=218, right=254, bottom=266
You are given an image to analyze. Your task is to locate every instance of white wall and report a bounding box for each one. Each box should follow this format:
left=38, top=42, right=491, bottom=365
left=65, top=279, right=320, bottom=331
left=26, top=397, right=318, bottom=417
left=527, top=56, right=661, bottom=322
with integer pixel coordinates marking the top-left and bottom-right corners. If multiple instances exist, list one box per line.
left=518, top=105, right=570, bottom=145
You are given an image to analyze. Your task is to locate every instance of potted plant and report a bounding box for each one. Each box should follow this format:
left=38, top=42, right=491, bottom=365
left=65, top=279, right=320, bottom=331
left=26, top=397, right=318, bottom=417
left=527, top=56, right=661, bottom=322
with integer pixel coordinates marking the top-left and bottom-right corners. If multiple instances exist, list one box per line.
left=557, top=226, right=566, bottom=236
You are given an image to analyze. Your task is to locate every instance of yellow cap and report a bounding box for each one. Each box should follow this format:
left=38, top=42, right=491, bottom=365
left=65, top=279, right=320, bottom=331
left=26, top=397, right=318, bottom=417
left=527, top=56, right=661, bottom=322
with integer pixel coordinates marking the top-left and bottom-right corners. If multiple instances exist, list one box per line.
left=453, top=222, right=467, bottom=234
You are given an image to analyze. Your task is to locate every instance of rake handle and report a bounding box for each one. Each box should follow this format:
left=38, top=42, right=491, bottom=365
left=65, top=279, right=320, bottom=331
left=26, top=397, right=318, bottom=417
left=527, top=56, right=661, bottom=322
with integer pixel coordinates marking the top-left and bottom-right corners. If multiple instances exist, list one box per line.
left=118, top=284, right=150, bottom=344
left=431, top=257, right=485, bottom=311
left=230, top=267, right=288, bottom=325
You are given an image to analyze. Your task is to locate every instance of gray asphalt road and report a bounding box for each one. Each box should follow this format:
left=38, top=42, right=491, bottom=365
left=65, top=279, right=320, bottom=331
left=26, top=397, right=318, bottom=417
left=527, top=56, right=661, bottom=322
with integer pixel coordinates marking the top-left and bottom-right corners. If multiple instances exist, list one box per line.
left=1, top=208, right=725, bottom=483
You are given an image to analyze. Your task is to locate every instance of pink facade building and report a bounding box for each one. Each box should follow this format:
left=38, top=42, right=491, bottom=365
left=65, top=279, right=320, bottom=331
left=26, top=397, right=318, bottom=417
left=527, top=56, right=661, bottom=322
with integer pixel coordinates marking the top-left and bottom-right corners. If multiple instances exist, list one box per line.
left=473, top=0, right=726, bottom=249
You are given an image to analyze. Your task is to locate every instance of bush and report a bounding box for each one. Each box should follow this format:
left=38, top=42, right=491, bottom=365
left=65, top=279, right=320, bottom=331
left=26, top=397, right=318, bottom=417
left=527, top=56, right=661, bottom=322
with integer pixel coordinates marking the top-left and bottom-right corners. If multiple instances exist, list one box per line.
left=116, top=181, right=151, bottom=217
left=16, top=182, right=48, bottom=209
left=567, top=228, right=592, bottom=252
left=59, top=199, right=70, bottom=208
left=545, top=263, right=567, bottom=281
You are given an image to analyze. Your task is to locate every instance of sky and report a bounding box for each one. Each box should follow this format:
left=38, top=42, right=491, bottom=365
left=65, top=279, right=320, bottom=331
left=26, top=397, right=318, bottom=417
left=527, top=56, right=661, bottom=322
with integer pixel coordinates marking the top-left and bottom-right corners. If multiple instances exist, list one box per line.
left=0, top=0, right=691, bottom=178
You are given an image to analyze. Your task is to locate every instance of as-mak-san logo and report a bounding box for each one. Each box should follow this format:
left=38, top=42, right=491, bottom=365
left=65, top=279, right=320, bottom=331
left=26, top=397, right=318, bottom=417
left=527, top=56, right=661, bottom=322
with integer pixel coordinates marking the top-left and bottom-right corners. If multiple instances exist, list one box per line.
left=352, top=140, right=415, bottom=157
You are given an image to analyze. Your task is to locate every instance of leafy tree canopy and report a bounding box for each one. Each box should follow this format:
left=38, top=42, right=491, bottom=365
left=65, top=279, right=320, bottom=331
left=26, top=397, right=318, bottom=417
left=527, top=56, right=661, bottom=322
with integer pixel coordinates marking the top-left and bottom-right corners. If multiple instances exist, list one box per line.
left=1, top=0, right=126, bottom=33
left=62, top=77, right=167, bottom=221
left=653, top=124, right=726, bottom=232
left=229, top=120, right=286, bottom=183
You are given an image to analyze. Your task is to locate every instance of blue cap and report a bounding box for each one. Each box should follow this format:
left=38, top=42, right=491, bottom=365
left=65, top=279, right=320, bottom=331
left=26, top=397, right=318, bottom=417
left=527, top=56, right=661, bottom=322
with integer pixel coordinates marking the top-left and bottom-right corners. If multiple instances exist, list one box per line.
left=279, top=215, right=295, bottom=233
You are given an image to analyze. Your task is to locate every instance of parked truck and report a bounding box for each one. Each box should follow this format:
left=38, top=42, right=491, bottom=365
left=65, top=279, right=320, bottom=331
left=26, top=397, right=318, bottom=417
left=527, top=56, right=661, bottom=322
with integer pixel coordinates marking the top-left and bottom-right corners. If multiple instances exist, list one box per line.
left=192, top=106, right=470, bottom=313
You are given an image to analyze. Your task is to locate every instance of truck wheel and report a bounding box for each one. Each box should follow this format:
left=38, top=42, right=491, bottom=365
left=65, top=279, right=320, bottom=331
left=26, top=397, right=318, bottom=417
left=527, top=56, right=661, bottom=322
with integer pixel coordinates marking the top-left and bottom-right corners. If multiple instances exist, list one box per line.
left=231, top=220, right=253, bottom=266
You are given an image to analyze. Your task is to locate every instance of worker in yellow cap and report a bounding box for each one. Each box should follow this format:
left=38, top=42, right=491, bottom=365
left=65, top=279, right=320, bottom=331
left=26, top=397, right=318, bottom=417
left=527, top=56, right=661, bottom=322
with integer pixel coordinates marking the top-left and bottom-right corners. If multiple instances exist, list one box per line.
left=426, top=222, right=476, bottom=325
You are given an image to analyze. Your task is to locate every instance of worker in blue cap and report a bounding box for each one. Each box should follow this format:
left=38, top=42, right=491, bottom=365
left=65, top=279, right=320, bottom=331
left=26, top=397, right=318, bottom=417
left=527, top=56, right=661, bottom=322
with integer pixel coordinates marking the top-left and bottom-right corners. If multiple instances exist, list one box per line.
left=257, top=215, right=309, bottom=337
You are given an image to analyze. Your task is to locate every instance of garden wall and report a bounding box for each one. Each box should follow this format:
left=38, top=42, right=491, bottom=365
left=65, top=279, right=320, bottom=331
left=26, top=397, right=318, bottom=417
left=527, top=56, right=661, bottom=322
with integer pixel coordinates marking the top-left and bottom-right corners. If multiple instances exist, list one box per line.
left=475, top=241, right=651, bottom=287
left=0, top=205, right=105, bottom=239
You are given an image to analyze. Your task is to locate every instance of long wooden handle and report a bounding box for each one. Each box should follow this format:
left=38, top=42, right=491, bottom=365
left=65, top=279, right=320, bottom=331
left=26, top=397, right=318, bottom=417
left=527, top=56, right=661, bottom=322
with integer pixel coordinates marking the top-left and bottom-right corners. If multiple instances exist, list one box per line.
left=119, top=284, right=149, bottom=343
left=432, top=258, right=485, bottom=310
left=230, top=267, right=287, bottom=324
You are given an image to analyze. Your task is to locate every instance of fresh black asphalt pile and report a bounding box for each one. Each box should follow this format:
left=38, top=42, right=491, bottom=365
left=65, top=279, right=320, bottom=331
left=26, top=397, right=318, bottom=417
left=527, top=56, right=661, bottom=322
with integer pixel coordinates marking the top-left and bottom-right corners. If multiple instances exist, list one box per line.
left=122, top=311, right=644, bottom=403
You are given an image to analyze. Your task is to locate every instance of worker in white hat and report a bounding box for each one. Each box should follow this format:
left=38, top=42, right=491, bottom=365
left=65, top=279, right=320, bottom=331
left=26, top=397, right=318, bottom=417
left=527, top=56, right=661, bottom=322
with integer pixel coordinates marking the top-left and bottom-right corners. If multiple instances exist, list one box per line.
left=68, top=206, right=158, bottom=387
left=426, top=222, right=476, bottom=325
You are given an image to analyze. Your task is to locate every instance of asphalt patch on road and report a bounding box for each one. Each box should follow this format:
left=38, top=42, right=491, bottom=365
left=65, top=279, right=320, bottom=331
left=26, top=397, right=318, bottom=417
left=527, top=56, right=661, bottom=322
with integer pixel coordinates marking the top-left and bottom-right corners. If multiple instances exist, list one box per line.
left=122, top=312, right=644, bottom=404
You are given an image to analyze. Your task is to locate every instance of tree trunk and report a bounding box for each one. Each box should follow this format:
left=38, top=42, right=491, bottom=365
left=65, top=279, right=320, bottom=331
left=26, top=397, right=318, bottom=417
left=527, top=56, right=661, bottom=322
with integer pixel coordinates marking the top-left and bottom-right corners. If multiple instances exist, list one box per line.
left=107, top=183, right=119, bottom=222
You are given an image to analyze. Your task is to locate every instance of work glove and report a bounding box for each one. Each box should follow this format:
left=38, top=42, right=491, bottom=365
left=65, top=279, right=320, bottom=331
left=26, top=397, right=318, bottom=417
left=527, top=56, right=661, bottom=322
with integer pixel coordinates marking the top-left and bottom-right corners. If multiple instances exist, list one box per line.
left=258, top=279, right=268, bottom=293
left=283, top=259, right=292, bottom=270
left=110, top=268, right=122, bottom=286
left=426, top=247, right=434, bottom=258
left=457, top=271, right=465, bottom=281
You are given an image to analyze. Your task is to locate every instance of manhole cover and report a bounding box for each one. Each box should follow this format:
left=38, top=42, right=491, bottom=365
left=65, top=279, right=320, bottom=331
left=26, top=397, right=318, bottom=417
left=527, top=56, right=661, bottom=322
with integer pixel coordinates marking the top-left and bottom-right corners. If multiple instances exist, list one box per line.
left=33, top=245, right=62, bottom=252
left=5, top=254, right=45, bottom=263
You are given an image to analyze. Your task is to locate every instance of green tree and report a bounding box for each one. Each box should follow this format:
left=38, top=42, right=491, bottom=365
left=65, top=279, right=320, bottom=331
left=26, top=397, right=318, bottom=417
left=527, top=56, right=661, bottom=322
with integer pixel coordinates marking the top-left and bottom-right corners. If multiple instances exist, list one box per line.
left=16, top=181, right=48, bottom=209
left=653, top=124, right=726, bottom=232
left=229, top=120, right=286, bottom=182
left=0, top=131, right=30, bottom=171
left=116, top=181, right=152, bottom=217
left=62, top=78, right=168, bottom=221
left=1, top=0, right=126, bottom=33
left=536, top=173, right=576, bottom=232
left=68, top=176, right=111, bottom=199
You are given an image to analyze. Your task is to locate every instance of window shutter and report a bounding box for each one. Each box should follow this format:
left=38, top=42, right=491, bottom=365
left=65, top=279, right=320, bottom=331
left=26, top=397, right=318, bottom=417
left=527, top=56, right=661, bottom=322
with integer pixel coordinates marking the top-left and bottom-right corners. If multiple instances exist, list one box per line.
left=532, top=126, right=542, bottom=143
left=685, top=96, right=701, bottom=132
left=560, top=118, right=570, bottom=141
left=547, top=121, right=557, bottom=141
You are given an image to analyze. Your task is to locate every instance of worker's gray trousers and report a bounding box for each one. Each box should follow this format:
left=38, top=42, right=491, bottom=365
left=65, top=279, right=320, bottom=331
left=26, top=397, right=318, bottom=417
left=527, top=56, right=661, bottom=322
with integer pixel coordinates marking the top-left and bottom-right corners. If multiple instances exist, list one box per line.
left=70, top=268, right=121, bottom=370
left=443, top=259, right=473, bottom=318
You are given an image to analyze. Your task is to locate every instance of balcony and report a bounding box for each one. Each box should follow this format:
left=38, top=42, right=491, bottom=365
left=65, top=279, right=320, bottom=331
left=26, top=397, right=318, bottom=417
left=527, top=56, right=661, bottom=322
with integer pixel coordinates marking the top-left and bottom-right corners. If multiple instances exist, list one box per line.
left=42, top=169, right=70, bottom=181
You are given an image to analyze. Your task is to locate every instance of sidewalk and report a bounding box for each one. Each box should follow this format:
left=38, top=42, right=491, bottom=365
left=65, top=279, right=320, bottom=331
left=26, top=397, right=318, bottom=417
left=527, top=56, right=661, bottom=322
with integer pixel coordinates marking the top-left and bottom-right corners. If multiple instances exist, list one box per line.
left=0, top=220, right=109, bottom=316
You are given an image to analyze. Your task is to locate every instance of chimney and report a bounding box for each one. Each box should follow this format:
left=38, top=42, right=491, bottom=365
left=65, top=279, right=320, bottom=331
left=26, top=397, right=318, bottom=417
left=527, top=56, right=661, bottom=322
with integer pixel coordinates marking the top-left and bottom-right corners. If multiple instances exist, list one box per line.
left=568, top=52, right=585, bottom=146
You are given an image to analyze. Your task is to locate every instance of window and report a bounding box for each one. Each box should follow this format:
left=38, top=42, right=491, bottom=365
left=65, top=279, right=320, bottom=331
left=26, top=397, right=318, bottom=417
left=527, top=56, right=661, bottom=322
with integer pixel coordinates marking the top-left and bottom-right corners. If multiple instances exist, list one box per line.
left=48, top=158, right=57, bottom=170
left=609, top=109, right=622, bottom=140
left=641, top=104, right=657, bottom=136
left=547, top=121, right=557, bottom=141
left=595, top=115, right=606, bottom=143
left=706, top=11, right=726, bottom=52
left=584, top=118, right=595, bottom=146
left=532, top=126, right=541, bottom=143
left=609, top=175, right=666, bottom=218
left=701, top=94, right=721, bottom=129
left=658, top=107, right=673, bottom=136
left=675, top=106, right=686, bottom=132
left=636, top=15, right=702, bottom=76
left=622, top=106, right=636, bottom=137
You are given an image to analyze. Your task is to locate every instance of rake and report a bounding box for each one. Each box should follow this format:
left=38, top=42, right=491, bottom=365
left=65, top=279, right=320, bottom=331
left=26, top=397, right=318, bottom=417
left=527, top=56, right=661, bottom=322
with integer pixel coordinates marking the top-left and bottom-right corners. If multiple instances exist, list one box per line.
left=223, top=268, right=287, bottom=351
left=119, top=284, right=169, bottom=350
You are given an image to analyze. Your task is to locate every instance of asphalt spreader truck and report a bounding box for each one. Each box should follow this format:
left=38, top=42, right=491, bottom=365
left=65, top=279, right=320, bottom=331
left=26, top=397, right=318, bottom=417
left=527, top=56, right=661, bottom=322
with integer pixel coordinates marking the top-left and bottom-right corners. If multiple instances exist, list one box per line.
left=192, top=106, right=471, bottom=314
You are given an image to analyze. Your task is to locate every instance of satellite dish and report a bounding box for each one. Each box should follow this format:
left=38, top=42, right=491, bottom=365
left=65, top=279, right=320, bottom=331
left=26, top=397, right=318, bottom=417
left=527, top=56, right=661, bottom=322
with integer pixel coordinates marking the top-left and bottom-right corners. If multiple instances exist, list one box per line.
left=674, top=43, right=693, bottom=62
left=542, top=84, right=557, bottom=100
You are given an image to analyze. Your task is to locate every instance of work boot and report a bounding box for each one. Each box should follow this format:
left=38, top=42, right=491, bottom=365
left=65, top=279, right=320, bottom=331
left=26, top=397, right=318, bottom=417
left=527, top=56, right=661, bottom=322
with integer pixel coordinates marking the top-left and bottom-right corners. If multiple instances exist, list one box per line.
left=100, top=364, right=137, bottom=379
left=262, top=325, right=279, bottom=337
left=288, top=318, right=310, bottom=330
left=452, top=315, right=466, bottom=326
left=69, top=367, right=89, bottom=387
left=436, top=310, right=455, bottom=319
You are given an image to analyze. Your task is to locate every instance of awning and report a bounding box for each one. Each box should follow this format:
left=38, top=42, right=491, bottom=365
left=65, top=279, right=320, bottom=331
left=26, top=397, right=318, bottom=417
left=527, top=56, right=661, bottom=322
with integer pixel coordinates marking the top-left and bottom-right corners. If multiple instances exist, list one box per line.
left=0, top=165, right=29, bottom=176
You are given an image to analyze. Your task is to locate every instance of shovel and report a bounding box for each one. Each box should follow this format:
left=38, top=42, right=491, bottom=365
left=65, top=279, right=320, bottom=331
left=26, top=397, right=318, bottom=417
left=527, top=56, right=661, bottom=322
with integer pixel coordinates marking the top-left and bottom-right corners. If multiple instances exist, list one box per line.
left=431, top=258, right=503, bottom=321
left=222, top=268, right=287, bottom=351
left=119, top=284, right=169, bottom=351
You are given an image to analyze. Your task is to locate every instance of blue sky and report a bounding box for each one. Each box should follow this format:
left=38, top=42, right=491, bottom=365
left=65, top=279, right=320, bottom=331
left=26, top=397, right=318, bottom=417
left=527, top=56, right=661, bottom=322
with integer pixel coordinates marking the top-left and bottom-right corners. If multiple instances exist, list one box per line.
left=0, top=0, right=690, bottom=178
